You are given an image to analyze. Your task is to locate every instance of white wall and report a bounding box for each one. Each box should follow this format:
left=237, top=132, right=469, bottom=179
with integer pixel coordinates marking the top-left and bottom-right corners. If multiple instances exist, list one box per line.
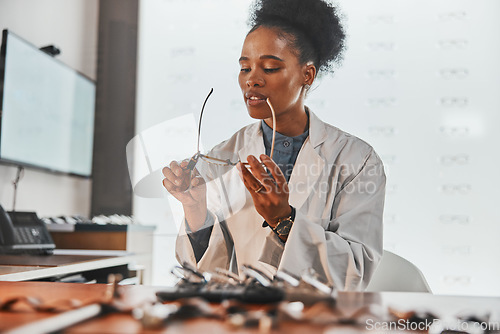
left=136, top=0, right=500, bottom=295
left=312, top=0, right=500, bottom=296
left=0, top=0, right=98, bottom=217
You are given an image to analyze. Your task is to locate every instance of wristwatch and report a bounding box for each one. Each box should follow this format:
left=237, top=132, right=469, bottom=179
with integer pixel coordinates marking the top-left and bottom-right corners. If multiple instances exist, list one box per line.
left=273, top=214, right=294, bottom=236
left=262, top=206, right=296, bottom=237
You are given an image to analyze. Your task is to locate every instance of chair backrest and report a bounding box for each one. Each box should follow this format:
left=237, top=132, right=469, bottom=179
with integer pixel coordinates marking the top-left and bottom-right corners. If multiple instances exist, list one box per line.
left=365, top=250, right=432, bottom=293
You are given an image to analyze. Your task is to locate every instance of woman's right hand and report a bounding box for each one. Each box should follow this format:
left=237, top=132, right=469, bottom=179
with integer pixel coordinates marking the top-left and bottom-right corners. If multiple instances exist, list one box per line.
left=162, top=160, right=206, bottom=206
left=162, top=161, right=207, bottom=231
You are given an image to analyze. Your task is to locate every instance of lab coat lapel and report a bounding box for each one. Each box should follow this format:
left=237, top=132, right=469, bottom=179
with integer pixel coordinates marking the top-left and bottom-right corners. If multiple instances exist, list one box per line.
left=237, top=123, right=265, bottom=163
left=288, top=110, right=327, bottom=210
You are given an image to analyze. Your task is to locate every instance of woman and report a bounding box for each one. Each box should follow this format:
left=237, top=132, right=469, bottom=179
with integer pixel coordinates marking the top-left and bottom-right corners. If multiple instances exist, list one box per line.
left=162, top=0, right=386, bottom=291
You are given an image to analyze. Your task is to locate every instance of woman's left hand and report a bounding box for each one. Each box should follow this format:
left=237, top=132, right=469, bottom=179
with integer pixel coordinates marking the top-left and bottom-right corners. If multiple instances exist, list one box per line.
left=237, top=154, right=292, bottom=227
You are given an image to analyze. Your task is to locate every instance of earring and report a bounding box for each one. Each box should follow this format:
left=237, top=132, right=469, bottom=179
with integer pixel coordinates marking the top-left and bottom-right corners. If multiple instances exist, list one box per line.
left=304, top=84, right=311, bottom=90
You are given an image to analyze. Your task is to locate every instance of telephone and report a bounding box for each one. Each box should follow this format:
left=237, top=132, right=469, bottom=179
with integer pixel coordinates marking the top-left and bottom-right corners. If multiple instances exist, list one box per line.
left=0, top=205, right=55, bottom=255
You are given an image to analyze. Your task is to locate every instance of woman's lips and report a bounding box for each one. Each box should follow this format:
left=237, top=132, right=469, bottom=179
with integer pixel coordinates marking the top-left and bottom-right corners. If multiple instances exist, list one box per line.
left=245, top=92, right=267, bottom=107
left=247, top=97, right=267, bottom=106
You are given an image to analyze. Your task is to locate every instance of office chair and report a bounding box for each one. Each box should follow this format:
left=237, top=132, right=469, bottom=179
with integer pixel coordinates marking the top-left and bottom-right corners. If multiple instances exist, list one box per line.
left=365, top=250, right=432, bottom=293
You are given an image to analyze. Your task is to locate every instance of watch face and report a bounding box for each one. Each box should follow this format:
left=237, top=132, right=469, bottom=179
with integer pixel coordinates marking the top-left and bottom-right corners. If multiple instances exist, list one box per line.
left=276, top=219, right=292, bottom=236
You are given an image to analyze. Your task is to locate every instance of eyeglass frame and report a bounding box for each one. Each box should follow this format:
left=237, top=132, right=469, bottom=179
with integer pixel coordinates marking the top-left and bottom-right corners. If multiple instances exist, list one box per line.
left=183, top=88, right=277, bottom=172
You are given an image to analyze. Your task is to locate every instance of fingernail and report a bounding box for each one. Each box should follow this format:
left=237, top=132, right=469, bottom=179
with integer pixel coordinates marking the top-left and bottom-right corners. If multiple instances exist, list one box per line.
left=248, top=155, right=256, bottom=162
left=260, top=154, right=268, bottom=160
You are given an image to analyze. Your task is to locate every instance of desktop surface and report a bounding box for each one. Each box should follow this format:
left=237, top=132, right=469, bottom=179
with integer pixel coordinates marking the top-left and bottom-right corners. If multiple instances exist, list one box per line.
left=1, top=281, right=500, bottom=333
left=0, top=249, right=139, bottom=282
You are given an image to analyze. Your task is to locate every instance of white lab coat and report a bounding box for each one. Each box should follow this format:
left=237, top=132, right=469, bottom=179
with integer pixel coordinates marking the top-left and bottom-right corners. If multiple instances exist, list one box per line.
left=176, top=110, right=386, bottom=291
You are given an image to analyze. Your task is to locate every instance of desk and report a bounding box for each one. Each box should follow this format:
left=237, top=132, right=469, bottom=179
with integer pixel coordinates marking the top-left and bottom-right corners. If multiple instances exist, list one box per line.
left=0, top=249, right=142, bottom=282
left=1, top=281, right=500, bottom=333
left=47, top=224, right=155, bottom=284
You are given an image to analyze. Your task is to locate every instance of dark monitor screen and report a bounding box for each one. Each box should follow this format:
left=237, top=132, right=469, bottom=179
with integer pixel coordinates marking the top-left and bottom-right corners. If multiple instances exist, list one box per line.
left=0, top=29, right=95, bottom=177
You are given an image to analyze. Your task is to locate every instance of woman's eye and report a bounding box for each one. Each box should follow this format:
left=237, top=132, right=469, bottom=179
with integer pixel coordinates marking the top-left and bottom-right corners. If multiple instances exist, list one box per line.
left=240, top=68, right=250, bottom=73
left=264, top=68, right=280, bottom=73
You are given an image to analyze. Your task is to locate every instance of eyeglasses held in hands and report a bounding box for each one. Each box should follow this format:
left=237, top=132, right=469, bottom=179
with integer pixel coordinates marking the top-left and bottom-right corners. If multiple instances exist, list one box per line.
left=183, top=88, right=276, bottom=171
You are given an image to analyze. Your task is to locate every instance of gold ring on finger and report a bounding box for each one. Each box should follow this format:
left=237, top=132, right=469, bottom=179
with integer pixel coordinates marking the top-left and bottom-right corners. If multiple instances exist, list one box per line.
left=254, top=185, right=264, bottom=193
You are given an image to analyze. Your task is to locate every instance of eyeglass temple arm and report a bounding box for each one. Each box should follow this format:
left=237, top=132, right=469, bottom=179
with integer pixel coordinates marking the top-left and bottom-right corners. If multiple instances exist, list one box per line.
left=197, top=88, right=214, bottom=153
left=182, top=88, right=214, bottom=172
left=266, top=98, right=276, bottom=161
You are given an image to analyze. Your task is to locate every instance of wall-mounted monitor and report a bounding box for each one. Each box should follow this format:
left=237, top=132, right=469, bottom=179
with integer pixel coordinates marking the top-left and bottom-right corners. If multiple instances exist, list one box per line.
left=0, top=29, right=95, bottom=177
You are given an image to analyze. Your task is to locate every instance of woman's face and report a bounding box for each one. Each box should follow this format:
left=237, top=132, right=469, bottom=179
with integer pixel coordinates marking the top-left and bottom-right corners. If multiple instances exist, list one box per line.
left=238, top=26, right=310, bottom=120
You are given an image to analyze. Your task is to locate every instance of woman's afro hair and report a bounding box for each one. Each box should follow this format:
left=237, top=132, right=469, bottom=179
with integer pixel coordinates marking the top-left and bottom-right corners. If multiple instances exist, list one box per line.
left=248, top=0, right=346, bottom=76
